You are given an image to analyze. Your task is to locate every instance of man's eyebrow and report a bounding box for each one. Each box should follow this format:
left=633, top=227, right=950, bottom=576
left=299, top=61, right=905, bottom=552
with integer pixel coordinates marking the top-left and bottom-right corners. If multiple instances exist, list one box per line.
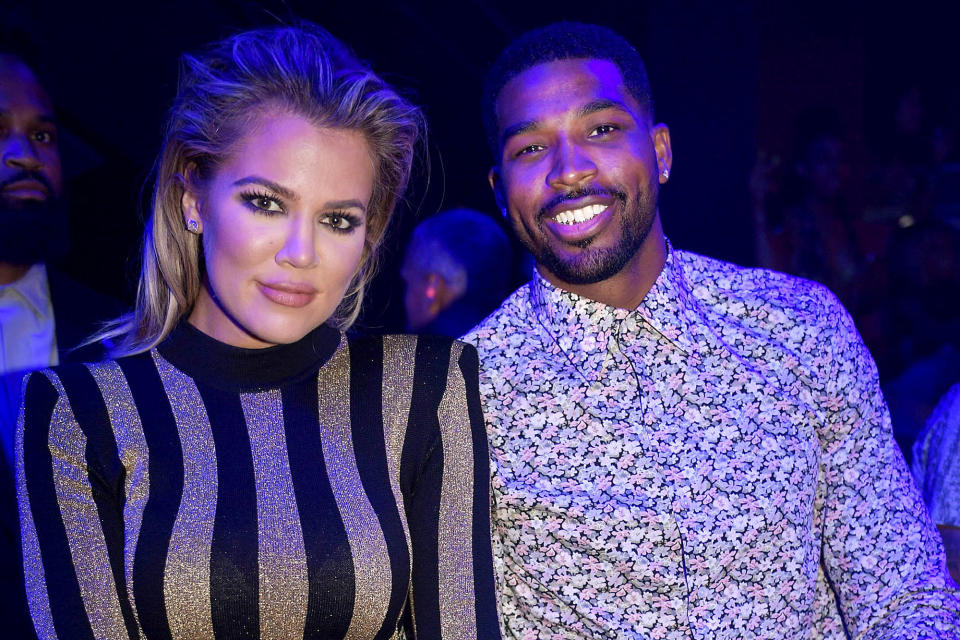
left=0, top=108, right=57, bottom=124
left=576, top=99, right=632, bottom=119
left=500, top=119, right=540, bottom=147
left=500, top=99, right=635, bottom=148
left=232, top=176, right=298, bottom=200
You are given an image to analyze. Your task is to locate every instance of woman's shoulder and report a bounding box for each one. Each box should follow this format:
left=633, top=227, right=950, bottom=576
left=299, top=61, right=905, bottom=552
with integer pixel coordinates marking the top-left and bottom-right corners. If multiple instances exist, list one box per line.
left=22, top=351, right=153, bottom=402
left=347, top=333, right=477, bottom=370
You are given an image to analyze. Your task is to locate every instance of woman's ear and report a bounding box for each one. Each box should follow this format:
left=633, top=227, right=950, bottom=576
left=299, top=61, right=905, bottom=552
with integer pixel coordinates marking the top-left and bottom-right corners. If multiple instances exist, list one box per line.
left=180, top=165, right=204, bottom=234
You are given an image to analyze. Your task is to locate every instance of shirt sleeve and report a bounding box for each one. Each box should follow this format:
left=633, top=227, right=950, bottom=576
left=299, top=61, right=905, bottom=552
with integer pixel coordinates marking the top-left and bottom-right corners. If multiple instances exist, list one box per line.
left=405, top=340, right=502, bottom=639
left=17, top=367, right=136, bottom=640
left=814, top=293, right=960, bottom=639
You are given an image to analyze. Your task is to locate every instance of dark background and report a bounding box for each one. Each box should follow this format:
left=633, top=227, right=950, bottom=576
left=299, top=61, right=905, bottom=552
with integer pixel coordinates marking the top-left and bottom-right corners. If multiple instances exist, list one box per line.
left=4, top=0, right=957, bottom=337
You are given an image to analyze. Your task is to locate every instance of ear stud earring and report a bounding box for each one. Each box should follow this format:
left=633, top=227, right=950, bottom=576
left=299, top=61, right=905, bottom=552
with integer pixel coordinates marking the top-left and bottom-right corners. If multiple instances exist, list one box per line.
left=187, top=219, right=200, bottom=234
left=661, top=168, right=670, bottom=180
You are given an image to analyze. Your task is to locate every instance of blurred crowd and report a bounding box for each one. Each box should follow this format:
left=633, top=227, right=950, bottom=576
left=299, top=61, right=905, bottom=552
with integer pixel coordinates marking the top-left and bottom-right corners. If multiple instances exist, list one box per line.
left=749, top=87, right=960, bottom=459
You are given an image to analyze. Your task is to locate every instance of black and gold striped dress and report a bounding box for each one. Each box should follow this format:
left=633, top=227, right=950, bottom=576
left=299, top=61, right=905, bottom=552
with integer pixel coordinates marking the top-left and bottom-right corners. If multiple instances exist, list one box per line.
left=16, top=322, right=501, bottom=639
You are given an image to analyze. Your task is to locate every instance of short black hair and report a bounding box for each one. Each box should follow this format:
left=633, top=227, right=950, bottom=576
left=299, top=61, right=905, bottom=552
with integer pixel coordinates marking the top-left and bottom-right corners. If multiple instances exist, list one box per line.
left=0, top=25, right=52, bottom=96
left=482, top=21, right=654, bottom=162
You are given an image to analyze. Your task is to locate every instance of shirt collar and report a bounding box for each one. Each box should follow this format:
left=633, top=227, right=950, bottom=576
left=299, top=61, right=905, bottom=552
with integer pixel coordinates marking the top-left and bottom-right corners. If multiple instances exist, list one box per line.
left=634, top=245, right=699, bottom=355
left=0, top=264, right=53, bottom=320
left=529, top=241, right=699, bottom=375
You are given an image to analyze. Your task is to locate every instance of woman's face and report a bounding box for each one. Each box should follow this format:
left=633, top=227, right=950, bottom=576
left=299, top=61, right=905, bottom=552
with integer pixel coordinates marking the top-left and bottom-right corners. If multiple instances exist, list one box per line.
left=184, top=113, right=374, bottom=348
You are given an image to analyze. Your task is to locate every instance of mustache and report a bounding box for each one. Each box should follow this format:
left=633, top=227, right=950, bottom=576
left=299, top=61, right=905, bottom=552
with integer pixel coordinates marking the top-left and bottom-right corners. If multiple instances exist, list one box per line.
left=0, top=170, right=55, bottom=193
left=538, top=186, right=627, bottom=218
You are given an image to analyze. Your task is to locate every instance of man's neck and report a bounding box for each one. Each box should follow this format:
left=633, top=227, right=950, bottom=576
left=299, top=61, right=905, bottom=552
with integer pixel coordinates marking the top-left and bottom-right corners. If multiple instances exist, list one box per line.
left=538, top=217, right=668, bottom=311
left=0, top=262, right=31, bottom=286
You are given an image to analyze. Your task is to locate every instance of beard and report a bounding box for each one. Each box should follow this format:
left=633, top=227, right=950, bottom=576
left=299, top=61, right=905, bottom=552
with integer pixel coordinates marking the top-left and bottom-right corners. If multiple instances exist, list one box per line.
left=0, top=194, right=70, bottom=265
left=527, top=181, right=659, bottom=286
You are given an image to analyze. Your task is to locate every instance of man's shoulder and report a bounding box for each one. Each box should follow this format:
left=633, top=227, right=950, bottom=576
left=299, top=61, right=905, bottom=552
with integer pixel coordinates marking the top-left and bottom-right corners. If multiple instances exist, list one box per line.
left=460, top=283, right=533, bottom=352
left=46, top=266, right=123, bottom=362
left=675, top=249, right=845, bottom=332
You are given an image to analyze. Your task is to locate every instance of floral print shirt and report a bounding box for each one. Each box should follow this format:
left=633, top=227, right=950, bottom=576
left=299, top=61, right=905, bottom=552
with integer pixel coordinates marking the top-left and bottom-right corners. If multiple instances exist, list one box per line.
left=463, top=247, right=960, bottom=639
left=913, top=382, right=960, bottom=527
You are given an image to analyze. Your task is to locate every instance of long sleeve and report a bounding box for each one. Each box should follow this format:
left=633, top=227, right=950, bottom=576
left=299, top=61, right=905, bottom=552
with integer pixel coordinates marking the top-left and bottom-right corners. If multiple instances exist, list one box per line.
left=405, top=340, right=501, bottom=639
left=814, top=293, right=960, bottom=639
left=17, top=366, right=138, bottom=640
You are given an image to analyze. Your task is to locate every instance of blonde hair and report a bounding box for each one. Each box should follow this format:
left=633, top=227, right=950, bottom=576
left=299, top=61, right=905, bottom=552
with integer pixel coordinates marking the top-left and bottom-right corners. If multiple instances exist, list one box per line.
left=97, top=23, right=423, bottom=355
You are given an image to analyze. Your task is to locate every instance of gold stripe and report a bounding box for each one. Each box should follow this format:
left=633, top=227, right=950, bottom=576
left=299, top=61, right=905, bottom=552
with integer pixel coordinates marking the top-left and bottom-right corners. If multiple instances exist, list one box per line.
left=380, top=335, right=416, bottom=556
left=240, top=390, right=309, bottom=640
left=437, top=342, right=478, bottom=639
left=88, top=361, right=150, bottom=636
left=154, top=354, right=217, bottom=640
left=380, top=336, right=417, bottom=633
left=18, top=371, right=60, bottom=639
left=44, top=371, right=129, bottom=639
left=317, top=339, right=392, bottom=639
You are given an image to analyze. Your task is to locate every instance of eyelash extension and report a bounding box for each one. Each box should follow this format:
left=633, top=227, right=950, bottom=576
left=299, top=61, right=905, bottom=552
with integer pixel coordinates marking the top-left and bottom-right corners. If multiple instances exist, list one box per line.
left=239, top=189, right=285, bottom=215
left=323, top=210, right=362, bottom=234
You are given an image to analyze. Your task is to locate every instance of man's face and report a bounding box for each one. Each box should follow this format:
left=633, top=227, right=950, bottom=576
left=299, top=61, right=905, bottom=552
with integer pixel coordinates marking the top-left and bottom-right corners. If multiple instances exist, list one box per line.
left=490, top=58, right=671, bottom=287
left=401, top=257, right=434, bottom=331
left=0, top=56, right=68, bottom=266
left=0, top=56, right=62, bottom=208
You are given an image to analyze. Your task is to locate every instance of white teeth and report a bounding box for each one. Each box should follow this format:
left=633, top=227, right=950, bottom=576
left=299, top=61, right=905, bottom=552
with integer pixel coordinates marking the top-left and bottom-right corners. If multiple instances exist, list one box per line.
left=553, top=203, right=606, bottom=225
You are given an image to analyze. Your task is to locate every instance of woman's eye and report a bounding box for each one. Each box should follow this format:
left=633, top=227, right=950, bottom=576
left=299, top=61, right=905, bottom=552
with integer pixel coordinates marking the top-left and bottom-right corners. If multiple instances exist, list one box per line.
left=245, top=194, right=284, bottom=213
left=323, top=212, right=356, bottom=231
left=32, top=131, right=54, bottom=144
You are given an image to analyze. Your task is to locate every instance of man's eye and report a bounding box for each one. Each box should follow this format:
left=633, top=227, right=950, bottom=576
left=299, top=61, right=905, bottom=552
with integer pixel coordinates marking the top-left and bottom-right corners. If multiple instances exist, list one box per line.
left=515, top=144, right=544, bottom=157
left=32, top=131, right=54, bottom=144
left=589, top=124, right=618, bottom=138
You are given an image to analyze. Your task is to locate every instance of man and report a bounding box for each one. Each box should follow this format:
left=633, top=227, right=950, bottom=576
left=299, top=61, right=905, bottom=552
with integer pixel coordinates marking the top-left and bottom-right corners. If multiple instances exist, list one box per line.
left=1, top=48, right=117, bottom=639
left=0, top=50, right=117, bottom=446
left=913, top=382, right=960, bottom=583
left=402, top=208, right=512, bottom=337
left=463, top=22, right=960, bottom=638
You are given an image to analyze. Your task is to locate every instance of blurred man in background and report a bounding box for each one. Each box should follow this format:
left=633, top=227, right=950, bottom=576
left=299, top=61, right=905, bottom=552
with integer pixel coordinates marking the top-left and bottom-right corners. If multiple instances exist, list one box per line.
left=402, top=208, right=512, bottom=337
left=1, top=45, right=118, bottom=639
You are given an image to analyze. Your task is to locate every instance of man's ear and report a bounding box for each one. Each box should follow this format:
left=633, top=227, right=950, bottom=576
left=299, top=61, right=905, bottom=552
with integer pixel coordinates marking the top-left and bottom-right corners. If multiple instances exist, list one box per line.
left=652, top=123, right=673, bottom=184
left=426, top=272, right=464, bottom=317
left=489, top=167, right=508, bottom=218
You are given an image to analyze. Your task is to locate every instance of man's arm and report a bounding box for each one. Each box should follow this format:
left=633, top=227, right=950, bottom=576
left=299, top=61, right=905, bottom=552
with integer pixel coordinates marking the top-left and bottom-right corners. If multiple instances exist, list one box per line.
left=814, top=293, right=960, bottom=639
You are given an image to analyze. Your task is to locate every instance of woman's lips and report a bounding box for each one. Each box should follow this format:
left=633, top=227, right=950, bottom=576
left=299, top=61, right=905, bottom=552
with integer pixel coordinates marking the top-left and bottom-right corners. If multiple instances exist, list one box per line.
left=257, top=281, right=317, bottom=308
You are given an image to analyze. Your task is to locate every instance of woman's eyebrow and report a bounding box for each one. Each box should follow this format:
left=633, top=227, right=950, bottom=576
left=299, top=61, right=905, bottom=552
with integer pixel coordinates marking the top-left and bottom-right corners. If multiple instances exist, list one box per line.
left=232, top=176, right=298, bottom=200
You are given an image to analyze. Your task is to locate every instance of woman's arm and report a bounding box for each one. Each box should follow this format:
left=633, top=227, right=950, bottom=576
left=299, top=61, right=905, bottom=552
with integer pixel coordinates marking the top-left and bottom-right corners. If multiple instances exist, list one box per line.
left=407, top=341, right=501, bottom=639
left=17, top=366, right=137, bottom=640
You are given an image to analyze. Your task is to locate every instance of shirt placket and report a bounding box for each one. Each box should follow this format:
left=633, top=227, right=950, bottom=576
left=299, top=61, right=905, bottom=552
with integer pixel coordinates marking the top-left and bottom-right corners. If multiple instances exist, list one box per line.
left=607, top=313, right=694, bottom=635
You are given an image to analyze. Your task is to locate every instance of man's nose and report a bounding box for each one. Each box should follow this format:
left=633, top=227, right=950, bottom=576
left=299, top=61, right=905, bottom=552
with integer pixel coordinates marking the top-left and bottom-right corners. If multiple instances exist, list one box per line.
left=547, top=139, right=597, bottom=188
left=3, top=134, right=45, bottom=172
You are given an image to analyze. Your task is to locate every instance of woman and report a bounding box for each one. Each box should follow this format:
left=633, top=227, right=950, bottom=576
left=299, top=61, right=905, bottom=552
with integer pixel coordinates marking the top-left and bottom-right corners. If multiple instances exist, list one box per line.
left=16, top=24, right=500, bottom=639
